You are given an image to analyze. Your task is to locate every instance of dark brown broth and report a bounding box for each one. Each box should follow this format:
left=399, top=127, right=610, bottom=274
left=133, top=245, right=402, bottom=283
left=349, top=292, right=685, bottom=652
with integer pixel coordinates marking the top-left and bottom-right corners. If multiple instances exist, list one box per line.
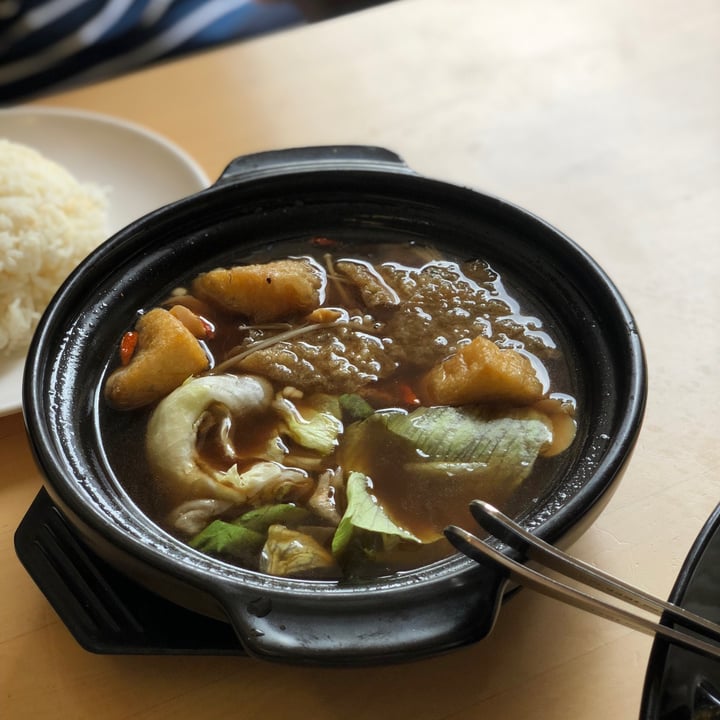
left=101, top=238, right=578, bottom=580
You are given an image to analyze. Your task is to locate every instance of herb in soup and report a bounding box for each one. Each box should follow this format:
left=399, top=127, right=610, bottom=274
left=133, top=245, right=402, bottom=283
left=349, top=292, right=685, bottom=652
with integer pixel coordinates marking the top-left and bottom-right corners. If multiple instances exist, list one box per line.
left=103, top=241, right=577, bottom=580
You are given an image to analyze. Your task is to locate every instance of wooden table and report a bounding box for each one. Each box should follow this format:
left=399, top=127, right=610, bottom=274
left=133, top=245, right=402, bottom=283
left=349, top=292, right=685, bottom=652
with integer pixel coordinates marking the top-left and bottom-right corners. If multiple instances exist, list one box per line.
left=2, top=0, right=719, bottom=716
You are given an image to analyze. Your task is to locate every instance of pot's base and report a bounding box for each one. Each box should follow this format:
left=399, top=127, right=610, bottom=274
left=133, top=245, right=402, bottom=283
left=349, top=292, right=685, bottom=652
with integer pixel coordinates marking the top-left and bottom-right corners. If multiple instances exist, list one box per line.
left=15, top=488, right=245, bottom=656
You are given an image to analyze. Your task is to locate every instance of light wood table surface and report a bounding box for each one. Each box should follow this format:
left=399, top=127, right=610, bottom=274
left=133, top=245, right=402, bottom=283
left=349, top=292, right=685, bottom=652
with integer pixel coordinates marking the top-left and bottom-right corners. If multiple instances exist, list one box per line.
left=2, top=0, right=719, bottom=717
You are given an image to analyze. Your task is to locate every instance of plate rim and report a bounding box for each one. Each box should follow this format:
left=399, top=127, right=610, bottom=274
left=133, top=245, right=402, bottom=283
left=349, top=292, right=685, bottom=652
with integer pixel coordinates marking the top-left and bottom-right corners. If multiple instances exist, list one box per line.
left=0, top=105, right=211, bottom=417
left=0, top=105, right=211, bottom=188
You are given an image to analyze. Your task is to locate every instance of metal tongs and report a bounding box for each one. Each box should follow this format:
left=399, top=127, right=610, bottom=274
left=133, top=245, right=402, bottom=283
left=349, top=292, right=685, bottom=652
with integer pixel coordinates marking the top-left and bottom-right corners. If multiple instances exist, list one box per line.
left=445, top=500, right=720, bottom=660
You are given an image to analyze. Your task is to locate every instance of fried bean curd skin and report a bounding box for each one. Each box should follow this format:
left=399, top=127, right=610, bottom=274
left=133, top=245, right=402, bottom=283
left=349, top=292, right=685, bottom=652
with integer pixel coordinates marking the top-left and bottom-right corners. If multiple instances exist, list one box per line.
left=377, top=262, right=554, bottom=367
left=236, top=320, right=398, bottom=394
left=192, top=258, right=324, bottom=322
left=420, top=335, right=545, bottom=406
left=335, top=260, right=401, bottom=309
left=105, top=308, right=209, bottom=410
left=378, top=263, right=505, bottom=367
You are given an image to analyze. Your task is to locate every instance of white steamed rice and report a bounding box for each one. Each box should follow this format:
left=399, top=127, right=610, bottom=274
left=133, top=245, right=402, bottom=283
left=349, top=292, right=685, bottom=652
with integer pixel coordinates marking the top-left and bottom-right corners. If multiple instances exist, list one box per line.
left=0, top=139, right=109, bottom=356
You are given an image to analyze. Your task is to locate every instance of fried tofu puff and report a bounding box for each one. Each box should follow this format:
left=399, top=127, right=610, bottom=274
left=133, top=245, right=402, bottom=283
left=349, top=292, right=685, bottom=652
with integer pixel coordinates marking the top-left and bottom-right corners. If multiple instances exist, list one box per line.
left=105, top=308, right=209, bottom=410
left=420, top=335, right=545, bottom=407
left=192, top=258, right=324, bottom=322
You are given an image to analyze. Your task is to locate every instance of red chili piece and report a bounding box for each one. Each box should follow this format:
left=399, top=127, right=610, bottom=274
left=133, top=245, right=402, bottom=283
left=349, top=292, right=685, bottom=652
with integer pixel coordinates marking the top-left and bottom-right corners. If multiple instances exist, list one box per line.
left=310, top=236, right=337, bottom=247
left=119, top=331, right=139, bottom=366
left=199, top=316, right=216, bottom=339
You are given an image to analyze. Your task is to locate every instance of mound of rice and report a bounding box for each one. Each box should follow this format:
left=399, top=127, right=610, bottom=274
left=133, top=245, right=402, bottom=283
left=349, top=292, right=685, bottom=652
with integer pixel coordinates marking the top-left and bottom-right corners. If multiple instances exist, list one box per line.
left=0, top=139, right=109, bottom=356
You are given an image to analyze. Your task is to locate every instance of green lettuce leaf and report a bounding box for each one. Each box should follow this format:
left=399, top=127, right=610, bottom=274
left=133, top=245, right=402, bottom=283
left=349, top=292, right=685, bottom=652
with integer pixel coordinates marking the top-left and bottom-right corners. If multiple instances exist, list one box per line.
left=382, top=405, right=551, bottom=469
left=352, top=405, right=553, bottom=488
left=189, top=519, right=265, bottom=557
left=332, top=471, right=422, bottom=556
left=189, top=503, right=318, bottom=562
left=339, top=393, right=375, bottom=423
left=333, top=405, right=554, bottom=559
left=234, top=503, right=313, bottom=532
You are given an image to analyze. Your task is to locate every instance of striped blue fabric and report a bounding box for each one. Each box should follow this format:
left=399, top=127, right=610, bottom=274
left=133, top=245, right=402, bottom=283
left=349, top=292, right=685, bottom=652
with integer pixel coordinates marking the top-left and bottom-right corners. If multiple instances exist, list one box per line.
left=0, top=0, right=304, bottom=103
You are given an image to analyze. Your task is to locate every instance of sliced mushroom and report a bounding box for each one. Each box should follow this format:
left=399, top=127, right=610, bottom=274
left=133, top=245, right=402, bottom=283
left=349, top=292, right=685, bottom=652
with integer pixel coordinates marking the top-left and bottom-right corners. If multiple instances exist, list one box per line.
left=259, top=524, right=338, bottom=577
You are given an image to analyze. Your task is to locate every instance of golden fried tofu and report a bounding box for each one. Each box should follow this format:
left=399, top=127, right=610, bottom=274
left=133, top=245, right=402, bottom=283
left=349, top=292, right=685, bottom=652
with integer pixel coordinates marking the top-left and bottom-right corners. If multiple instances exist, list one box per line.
left=192, top=258, right=324, bottom=322
left=420, top=335, right=544, bottom=406
left=105, top=308, right=209, bottom=410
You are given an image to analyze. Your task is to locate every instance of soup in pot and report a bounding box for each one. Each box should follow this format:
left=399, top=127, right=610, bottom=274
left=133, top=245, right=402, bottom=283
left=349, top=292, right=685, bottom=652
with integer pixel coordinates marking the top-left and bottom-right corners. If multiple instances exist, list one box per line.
left=101, top=238, right=578, bottom=580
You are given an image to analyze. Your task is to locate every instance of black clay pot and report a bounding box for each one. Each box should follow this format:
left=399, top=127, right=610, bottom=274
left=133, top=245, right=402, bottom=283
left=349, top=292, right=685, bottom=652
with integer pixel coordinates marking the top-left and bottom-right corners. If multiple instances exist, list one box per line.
left=20, top=146, right=646, bottom=665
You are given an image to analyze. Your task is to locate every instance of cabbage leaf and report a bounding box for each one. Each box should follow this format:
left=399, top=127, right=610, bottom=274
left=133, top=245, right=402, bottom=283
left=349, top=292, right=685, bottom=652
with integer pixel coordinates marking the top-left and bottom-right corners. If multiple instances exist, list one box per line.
left=274, top=393, right=343, bottom=455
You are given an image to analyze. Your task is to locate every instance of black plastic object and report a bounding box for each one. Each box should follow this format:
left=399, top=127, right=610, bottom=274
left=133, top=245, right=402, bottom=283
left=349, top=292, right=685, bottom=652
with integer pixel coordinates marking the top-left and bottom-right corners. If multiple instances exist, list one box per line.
left=15, top=488, right=244, bottom=655
left=640, top=504, right=720, bottom=719
left=21, top=145, right=646, bottom=665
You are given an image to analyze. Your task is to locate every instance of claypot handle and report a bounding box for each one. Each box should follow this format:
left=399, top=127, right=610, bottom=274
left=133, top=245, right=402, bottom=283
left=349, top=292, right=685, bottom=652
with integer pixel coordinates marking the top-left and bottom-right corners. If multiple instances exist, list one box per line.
left=212, top=568, right=507, bottom=665
left=215, top=145, right=416, bottom=185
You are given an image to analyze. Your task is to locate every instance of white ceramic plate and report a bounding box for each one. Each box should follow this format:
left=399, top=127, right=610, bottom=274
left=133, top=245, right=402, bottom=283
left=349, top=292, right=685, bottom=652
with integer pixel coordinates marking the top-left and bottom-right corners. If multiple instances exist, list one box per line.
left=0, top=106, right=211, bottom=417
